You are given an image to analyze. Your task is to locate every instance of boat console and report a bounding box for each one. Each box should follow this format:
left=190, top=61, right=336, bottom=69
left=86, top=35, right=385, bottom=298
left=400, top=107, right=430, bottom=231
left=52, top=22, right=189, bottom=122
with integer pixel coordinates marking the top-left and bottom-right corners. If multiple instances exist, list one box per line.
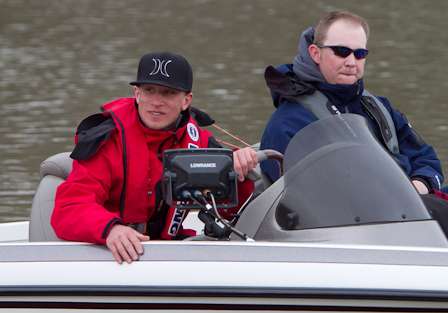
left=162, top=148, right=254, bottom=240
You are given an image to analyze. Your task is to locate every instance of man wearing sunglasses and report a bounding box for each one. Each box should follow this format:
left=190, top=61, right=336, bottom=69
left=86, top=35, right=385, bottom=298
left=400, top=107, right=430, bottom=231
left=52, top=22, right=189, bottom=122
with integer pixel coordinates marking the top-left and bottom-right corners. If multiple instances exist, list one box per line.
left=260, top=11, right=444, bottom=196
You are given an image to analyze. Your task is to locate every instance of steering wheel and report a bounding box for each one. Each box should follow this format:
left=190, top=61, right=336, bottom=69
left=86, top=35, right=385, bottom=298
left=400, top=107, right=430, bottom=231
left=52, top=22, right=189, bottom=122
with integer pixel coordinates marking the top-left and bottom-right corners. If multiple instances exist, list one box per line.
left=247, top=149, right=284, bottom=181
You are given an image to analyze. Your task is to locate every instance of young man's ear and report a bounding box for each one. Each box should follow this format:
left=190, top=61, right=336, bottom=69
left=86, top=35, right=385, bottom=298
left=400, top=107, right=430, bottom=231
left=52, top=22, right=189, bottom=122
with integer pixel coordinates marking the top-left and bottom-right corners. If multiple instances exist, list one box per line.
left=308, top=44, right=321, bottom=64
left=133, top=86, right=141, bottom=104
left=181, top=92, right=193, bottom=111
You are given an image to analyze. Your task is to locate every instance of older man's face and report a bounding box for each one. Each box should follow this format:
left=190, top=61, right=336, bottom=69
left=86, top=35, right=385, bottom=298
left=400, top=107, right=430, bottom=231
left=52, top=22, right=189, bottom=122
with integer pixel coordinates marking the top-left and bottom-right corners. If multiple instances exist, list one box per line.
left=309, top=20, right=368, bottom=84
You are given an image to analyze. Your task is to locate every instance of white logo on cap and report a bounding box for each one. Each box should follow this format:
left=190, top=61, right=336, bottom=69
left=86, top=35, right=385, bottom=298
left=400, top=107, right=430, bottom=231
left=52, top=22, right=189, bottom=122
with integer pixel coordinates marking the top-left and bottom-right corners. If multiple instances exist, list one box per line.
left=149, top=58, right=172, bottom=77
left=187, top=123, right=199, bottom=142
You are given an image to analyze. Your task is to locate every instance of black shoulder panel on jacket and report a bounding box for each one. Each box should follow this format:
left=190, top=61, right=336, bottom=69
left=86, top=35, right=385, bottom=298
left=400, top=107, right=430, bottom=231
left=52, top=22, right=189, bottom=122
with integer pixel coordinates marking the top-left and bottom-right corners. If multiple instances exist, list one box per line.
left=70, top=113, right=116, bottom=161
left=264, top=65, right=316, bottom=108
left=190, top=107, right=215, bottom=127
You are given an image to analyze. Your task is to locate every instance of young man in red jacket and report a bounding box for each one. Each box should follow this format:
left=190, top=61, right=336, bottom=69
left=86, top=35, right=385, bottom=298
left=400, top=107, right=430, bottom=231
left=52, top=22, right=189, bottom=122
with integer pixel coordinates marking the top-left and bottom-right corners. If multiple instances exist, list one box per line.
left=51, top=52, right=258, bottom=264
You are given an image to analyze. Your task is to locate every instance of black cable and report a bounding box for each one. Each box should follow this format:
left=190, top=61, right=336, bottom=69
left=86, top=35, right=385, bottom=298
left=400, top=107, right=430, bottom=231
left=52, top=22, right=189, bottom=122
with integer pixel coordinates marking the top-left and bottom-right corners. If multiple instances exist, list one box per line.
left=181, top=189, right=254, bottom=241
left=197, top=190, right=254, bottom=241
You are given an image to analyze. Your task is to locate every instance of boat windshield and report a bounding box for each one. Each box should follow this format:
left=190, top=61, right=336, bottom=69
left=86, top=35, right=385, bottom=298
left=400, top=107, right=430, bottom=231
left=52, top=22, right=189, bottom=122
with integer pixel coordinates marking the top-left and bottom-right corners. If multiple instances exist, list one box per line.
left=276, top=114, right=430, bottom=230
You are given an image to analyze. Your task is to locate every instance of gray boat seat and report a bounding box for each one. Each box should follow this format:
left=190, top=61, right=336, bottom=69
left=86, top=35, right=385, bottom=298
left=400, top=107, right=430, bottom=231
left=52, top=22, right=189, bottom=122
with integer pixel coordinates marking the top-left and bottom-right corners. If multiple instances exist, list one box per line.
left=29, top=152, right=72, bottom=242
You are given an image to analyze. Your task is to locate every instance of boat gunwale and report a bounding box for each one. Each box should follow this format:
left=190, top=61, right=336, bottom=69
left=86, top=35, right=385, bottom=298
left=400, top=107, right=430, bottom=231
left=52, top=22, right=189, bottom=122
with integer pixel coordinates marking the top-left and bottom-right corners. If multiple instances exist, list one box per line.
left=2, top=240, right=448, bottom=266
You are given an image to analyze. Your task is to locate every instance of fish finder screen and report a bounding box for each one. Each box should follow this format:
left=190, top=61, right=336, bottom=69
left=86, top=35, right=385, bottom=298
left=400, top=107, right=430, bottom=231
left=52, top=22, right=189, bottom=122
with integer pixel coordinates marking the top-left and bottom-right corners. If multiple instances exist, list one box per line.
left=162, top=148, right=238, bottom=209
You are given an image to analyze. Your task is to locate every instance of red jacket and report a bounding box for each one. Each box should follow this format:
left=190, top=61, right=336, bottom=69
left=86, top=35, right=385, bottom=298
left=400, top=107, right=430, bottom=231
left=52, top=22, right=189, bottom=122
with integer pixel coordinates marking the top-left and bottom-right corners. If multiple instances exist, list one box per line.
left=51, top=98, right=253, bottom=244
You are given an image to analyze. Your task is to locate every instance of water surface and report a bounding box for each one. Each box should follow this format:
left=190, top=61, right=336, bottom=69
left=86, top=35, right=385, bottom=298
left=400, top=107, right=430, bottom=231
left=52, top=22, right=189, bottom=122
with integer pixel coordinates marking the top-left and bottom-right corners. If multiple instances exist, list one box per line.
left=1, top=0, right=447, bottom=221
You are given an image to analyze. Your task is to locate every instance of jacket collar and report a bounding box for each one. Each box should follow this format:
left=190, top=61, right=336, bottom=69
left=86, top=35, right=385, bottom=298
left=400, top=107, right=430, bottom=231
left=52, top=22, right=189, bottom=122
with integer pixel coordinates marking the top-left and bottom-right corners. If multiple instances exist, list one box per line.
left=316, top=80, right=364, bottom=110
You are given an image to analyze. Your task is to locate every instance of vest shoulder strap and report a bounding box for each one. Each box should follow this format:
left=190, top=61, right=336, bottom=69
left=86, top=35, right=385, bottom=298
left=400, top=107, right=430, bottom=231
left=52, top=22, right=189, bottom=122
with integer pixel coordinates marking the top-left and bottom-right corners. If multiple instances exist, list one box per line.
left=361, top=90, right=399, bottom=155
left=299, top=90, right=339, bottom=118
left=295, top=89, right=399, bottom=155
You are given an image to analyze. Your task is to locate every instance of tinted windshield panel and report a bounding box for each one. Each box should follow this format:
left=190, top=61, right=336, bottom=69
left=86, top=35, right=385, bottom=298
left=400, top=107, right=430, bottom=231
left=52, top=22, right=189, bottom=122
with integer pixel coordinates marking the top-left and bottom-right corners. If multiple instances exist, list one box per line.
left=276, top=114, right=429, bottom=230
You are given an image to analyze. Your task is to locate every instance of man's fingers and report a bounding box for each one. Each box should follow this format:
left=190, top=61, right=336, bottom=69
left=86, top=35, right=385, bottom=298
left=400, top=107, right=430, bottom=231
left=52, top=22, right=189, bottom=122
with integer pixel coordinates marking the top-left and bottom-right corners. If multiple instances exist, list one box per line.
left=247, top=148, right=258, bottom=168
left=234, top=158, right=241, bottom=175
left=107, top=242, right=123, bottom=264
left=250, top=149, right=258, bottom=165
left=137, top=233, right=150, bottom=241
left=115, top=240, right=133, bottom=264
left=412, top=179, right=429, bottom=195
left=233, top=152, right=244, bottom=181
left=128, top=233, right=146, bottom=256
left=106, top=225, right=151, bottom=263
left=121, top=236, right=140, bottom=261
left=233, top=148, right=260, bottom=182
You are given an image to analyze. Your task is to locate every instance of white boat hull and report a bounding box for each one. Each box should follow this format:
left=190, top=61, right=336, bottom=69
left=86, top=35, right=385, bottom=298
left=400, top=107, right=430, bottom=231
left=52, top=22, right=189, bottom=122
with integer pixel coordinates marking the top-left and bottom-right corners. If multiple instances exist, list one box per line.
left=2, top=239, right=448, bottom=311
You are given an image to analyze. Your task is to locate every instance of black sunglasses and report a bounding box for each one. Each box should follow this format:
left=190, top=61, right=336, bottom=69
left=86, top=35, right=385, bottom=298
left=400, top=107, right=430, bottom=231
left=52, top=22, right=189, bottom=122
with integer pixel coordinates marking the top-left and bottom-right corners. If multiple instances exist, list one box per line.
left=318, top=45, right=369, bottom=60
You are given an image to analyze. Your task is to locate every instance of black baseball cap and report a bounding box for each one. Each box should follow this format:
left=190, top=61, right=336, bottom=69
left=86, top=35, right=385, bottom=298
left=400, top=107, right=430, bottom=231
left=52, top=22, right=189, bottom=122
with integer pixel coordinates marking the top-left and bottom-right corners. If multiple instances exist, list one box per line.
left=130, top=52, right=193, bottom=92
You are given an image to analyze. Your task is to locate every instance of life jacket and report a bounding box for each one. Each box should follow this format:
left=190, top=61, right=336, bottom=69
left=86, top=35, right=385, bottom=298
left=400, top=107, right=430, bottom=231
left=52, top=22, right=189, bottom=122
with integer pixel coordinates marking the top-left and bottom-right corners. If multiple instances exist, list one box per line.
left=70, top=97, right=214, bottom=239
left=296, top=89, right=399, bottom=156
left=264, top=65, right=399, bottom=156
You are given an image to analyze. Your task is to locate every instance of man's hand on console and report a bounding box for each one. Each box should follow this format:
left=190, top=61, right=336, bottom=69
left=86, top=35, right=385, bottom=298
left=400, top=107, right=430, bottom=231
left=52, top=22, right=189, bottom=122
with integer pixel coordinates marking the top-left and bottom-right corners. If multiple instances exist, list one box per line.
left=412, top=179, right=430, bottom=195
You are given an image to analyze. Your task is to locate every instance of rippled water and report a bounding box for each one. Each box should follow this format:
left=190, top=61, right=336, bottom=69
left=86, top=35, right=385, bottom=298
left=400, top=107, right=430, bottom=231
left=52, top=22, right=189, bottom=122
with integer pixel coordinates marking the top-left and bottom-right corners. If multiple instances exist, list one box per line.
left=1, top=0, right=447, bottom=222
